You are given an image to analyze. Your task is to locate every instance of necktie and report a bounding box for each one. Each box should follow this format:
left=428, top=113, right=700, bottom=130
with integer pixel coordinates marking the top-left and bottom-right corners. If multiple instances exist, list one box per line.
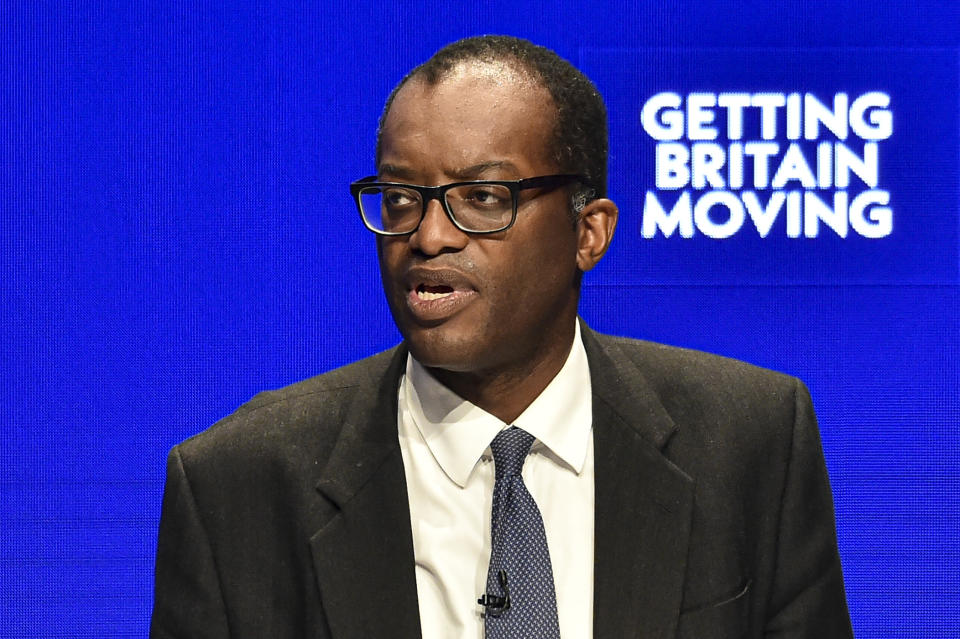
left=482, top=427, right=561, bottom=638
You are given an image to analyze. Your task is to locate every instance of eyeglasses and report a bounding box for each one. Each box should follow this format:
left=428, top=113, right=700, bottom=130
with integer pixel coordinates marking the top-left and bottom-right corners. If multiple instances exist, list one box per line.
left=350, top=174, right=588, bottom=236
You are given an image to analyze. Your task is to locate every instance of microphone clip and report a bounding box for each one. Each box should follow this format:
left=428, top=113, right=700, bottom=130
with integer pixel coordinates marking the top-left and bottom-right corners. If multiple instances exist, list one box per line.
left=478, top=569, right=511, bottom=617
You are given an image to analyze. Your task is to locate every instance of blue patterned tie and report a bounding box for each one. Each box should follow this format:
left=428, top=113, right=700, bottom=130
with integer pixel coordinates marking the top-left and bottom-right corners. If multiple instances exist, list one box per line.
left=482, top=427, right=561, bottom=638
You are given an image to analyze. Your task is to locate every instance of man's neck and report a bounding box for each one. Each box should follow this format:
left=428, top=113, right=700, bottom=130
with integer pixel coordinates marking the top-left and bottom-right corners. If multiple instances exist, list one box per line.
left=425, top=322, right=578, bottom=424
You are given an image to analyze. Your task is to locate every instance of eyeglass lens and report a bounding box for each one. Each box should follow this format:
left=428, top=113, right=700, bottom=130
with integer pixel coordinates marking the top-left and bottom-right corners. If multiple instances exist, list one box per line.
left=358, top=183, right=514, bottom=233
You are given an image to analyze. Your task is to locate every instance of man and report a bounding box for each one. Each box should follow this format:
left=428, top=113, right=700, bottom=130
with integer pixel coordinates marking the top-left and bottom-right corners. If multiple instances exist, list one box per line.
left=152, top=36, right=852, bottom=638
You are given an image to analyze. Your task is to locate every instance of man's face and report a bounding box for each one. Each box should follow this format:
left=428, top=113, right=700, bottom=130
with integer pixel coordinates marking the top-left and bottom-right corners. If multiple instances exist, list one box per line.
left=376, top=62, right=583, bottom=378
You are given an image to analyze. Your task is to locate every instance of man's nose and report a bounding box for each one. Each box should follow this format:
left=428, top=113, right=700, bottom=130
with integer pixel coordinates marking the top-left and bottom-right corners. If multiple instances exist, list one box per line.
left=408, top=198, right=469, bottom=255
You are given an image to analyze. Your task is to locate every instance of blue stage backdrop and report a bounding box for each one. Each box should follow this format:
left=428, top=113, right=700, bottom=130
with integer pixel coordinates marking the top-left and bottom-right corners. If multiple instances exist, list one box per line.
left=2, top=1, right=958, bottom=636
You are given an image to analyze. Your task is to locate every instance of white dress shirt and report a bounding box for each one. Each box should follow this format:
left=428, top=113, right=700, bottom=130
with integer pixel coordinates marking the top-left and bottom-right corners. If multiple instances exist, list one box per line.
left=397, top=323, right=594, bottom=639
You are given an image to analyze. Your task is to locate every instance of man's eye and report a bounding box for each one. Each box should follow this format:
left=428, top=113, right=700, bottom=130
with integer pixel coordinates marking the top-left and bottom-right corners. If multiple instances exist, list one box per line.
left=464, top=186, right=509, bottom=207
left=384, top=189, right=418, bottom=208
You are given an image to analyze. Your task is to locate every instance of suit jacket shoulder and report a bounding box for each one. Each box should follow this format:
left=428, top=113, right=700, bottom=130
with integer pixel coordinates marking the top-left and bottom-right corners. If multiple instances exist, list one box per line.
left=177, top=345, right=403, bottom=465
left=591, top=331, right=802, bottom=453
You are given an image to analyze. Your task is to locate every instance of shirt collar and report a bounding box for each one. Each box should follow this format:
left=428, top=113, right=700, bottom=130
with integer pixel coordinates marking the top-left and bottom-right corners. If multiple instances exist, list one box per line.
left=402, top=322, right=593, bottom=488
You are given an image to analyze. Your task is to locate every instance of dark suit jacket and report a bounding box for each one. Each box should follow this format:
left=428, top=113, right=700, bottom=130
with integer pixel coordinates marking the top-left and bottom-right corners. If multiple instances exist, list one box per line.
left=151, top=326, right=852, bottom=638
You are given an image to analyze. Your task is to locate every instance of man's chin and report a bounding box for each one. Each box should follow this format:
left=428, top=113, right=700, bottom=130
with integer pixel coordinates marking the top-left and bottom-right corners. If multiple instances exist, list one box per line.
left=402, top=325, right=487, bottom=374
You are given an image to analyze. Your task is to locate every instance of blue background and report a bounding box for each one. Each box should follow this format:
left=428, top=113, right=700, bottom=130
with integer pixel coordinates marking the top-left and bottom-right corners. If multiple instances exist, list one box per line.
left=2, top=1, right=958, bottom=636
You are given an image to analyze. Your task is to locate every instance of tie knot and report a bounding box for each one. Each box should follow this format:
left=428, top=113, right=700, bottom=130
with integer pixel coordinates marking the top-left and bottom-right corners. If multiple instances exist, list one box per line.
left=490, top=427, right=535, bottom=479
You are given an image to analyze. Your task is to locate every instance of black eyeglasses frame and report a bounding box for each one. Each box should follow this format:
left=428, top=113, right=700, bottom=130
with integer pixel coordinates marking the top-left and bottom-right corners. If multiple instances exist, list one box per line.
left=350, top=173, right=590, bottom=236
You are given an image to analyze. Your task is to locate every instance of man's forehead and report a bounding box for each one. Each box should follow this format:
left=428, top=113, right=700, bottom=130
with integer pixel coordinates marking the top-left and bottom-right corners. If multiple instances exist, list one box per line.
left=378, top=59, right=559, bottom=177
left=397, top=58, right=546, bottom=105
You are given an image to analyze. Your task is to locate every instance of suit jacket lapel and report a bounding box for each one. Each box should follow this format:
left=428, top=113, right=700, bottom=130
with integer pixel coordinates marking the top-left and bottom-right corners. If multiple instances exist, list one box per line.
left=309, top=345, right=423, bottom=639
left=582, top=326, right=695, bottom=639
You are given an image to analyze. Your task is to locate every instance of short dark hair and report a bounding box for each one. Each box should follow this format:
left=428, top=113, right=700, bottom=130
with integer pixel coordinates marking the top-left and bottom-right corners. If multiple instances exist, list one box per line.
left=375, top=35, right=608, bottom=208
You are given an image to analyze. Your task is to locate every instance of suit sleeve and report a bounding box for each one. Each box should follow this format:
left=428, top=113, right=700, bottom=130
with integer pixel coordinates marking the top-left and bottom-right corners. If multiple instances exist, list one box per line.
left=764, top=380, right=853, bottom=638
left=151, top=446, right=230, bottom=639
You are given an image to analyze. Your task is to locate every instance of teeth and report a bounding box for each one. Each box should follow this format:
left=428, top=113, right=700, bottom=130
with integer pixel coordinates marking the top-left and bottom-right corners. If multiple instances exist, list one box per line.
left=417, top=289, right=453, bottom=301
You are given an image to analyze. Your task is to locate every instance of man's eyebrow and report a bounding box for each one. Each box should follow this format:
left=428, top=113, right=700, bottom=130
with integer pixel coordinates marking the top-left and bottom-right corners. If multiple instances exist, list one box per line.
left=377, top=164, right=416, bottom=180
left=377, top=161, right=522, bottom=182
left=448, top=161, right=521, bottom=180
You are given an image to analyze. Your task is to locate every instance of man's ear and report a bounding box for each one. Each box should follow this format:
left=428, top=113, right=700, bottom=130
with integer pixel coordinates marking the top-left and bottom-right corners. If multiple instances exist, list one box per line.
left=575, top=198, right=618, bottom=272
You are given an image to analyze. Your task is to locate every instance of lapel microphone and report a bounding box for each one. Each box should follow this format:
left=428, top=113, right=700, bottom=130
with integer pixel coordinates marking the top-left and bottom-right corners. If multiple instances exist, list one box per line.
left=478, top=569, right=511, bottom=616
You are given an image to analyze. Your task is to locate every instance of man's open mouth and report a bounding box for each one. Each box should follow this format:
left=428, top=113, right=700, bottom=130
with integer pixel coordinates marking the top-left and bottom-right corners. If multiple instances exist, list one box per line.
left=415, top=284, right=455, bottom=301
